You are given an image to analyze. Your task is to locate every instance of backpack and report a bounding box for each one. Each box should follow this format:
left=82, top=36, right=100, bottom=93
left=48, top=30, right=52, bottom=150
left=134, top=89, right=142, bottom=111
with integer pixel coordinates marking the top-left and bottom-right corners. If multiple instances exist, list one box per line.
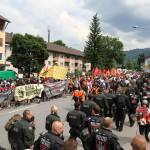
left=117, top=94, right=126, bottom=108
left=92, top=88, right=96, bottom=95
left=73, top=90, right=79, bottom=101
left=5, top=114, right=22, bottom=131
left=136, top=107, right=148, bottom=126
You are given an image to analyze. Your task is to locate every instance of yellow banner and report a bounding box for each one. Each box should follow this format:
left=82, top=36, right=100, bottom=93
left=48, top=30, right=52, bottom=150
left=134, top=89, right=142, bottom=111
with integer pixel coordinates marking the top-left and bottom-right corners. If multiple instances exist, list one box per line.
left=144, top=65, right=150, bottom=68
left=39, top=67, right=47, bottom=77
left=46, top=66, right=68, bottom=80
left=14, top=84, right=44, bottom=101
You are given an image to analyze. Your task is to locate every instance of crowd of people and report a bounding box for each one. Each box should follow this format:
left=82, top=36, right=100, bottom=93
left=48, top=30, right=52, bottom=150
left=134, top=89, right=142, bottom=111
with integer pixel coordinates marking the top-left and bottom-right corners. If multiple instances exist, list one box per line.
left=1, top=71, right=150, bottom=150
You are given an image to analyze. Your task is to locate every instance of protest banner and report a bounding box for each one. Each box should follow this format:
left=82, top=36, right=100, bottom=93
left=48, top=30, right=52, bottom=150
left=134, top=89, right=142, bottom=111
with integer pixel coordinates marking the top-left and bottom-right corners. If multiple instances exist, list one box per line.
left=45, top=66, right=68, bottom=80
left=0, top=87, right=15, bottom=104
left=14, top=84, right=44, bottom=101
left=44, top=81, right=68, bottom=98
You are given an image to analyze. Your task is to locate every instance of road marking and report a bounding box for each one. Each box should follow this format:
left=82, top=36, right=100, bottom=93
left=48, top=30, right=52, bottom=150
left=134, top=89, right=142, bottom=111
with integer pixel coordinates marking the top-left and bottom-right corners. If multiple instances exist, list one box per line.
left=0, top=104, right=40, bottom=116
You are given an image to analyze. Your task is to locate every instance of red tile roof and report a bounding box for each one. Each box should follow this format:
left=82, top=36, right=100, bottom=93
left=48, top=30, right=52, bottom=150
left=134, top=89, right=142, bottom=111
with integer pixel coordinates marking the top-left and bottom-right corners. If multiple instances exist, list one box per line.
left=5, top=32, right=84, bottom=57
left=47, top=42, right=84, bottom=57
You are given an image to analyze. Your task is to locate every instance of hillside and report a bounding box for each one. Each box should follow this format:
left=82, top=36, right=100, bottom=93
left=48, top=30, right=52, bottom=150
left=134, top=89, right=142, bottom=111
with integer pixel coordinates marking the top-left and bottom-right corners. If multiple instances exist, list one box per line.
left=125, top=48, right=150, bottom=63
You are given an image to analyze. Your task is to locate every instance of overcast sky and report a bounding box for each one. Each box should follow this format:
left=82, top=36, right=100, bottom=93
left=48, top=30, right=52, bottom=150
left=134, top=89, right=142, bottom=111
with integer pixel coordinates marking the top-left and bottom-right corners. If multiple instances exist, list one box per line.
left=1, top=0, right=150, bottom=51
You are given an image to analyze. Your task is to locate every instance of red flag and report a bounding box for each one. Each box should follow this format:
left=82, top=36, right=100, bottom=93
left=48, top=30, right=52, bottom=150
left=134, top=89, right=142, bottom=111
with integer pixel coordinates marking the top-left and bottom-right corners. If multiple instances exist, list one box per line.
left=94, top=67, right=98, bottom=76
left=92, top=68, right=94, bottom=76
left=110, top=68, right=112, bottom=75
left=46, top=66, right=48, bottom=71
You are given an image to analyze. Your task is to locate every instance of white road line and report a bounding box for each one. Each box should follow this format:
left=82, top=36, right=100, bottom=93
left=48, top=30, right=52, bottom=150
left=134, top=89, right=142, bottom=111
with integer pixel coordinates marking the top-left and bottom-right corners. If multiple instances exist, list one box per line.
left=0, top=104, right=40, bottom=116
left=8, top=104, right=40, bottom=114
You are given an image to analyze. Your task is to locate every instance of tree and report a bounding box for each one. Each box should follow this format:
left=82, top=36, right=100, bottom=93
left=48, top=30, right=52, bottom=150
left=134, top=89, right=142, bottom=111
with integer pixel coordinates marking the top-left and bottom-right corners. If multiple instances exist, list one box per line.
left=84, top=13, right=125, bottom=70
left=52, top=40, right=67, bottom=47
left=7, top=33, right=49, bottom=77
left=137, top=53, right=145, bottom=71
left=125, top=57, right=133, bottom=70
left=84, top=13, right=104, bottom=69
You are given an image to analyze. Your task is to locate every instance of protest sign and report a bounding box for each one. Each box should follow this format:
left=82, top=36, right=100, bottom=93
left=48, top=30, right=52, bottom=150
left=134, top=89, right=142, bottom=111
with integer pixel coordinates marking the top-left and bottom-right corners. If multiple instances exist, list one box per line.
left=0, top=87, right=15, bottom=104
left=14, top=84, right=44, bottom=101
left=44, top=81, right=68, bottom=98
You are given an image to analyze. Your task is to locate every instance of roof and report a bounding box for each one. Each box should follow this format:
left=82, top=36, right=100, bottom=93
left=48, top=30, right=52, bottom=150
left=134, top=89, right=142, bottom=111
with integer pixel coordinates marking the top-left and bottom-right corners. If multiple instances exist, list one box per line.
left=5, top=32, right=84, bottom=57
left=145, top=56, right=150, bottom=59
left=47, top=42, right=84, bottom=57
left=0, top=15, right=11, bottom=23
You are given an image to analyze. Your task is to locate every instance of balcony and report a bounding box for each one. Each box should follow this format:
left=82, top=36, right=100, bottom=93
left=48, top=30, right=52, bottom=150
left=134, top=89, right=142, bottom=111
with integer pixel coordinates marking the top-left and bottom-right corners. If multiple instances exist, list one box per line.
left=75, top=66, right=78, bottom=70
left=75, top=60, right=79, bottom=63
left=64, top=58, right=70, bottom=62
left=53, top=57, right=58, bottom=61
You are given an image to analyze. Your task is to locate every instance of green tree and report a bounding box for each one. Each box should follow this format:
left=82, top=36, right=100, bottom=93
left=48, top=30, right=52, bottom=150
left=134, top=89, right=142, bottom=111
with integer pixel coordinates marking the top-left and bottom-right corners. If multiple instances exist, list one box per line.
left=125, top=57, right=133, bottom=69
left=52, top=40, right=67, bottom=47
left=84, top=13, right=104, bottom=69
left=84, top=13, right=125, bottom=70
left=7, top=33, right=49, bottom=77
left=100, top=36, right=125, bottom=69
left=137, top=53, right=145, bottom=71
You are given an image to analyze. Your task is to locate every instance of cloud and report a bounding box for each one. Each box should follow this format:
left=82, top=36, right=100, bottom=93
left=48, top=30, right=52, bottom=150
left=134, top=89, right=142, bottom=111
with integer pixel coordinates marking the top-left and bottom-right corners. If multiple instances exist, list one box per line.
left=0, top=0, right=150, bottom=51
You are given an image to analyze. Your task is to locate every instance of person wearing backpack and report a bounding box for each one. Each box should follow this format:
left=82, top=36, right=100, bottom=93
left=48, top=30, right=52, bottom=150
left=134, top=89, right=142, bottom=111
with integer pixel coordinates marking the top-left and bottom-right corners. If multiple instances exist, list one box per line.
left=115, top=89, right=130, bottom=132
left=72, top=87, right=79, bottom=101
left=5, top=114, right=22, bottom=150
left=93, top=88, right=109, bottom=117
left=79, top=87, right=86, bottom=103
left=136, top=100, right=150, bottom=142
left=128, top=89, right=139, bottom=127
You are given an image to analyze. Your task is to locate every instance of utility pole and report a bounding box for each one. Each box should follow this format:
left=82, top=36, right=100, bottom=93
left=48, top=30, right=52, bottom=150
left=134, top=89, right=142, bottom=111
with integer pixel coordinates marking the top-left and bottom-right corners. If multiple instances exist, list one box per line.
left=48, top=25, right=50, bottom=43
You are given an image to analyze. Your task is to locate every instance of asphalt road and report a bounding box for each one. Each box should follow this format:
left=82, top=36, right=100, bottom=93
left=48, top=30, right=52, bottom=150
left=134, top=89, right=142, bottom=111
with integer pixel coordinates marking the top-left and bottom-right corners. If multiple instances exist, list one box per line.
left=0, top=95, right=150, bottom=150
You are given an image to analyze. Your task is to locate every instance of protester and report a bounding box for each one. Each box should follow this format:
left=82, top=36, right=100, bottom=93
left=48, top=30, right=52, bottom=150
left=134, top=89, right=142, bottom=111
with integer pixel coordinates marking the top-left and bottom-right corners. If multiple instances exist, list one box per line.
left=45, top=105, right=61, bottom=131
left=63, top=139, right=78, bottom=150
left=14, top=110, right=36, bottom=150
left=131, top=135, right=147, bottom=150
left=66, top=101, right=87, bottom=150
left=34, top=121, right=64, bottom=150
left=88, top=117, right=123, bottom=150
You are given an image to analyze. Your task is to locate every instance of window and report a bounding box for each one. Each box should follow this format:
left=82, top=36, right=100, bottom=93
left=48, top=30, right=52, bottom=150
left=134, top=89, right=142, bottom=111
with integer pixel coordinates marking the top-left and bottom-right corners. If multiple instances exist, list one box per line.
left=0, top=53, right=2, bottom=60
left=48, top=52, right=52, bottom=56
left=86, top=65, right=89, bottom=68
left=65, top=62, right=69, bottom=66
left=71, top=63, right=74, bottom=67
left=48, top=61, right=51, bottom=66
left=60, top=62, right=63, bottom=67
left=75, top=63, right=78, bottom=67
left=53, top=53, right=58, bottom=57
left=60, top=55, right=63, bottom=58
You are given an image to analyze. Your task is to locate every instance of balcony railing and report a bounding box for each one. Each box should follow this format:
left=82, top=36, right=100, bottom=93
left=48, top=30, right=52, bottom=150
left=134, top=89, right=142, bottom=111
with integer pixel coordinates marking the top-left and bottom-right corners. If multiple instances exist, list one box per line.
left=53, top=57, right=58, bottom=61
left=75, top=60, right=79, bottom=63
left=64, top=58, right=70, bottom=62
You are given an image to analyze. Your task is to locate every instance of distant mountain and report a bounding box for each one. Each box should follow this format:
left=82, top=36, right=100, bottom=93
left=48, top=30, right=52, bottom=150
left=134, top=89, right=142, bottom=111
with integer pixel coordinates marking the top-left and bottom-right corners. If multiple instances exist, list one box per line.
left=125, top=48, right=150, bottom=63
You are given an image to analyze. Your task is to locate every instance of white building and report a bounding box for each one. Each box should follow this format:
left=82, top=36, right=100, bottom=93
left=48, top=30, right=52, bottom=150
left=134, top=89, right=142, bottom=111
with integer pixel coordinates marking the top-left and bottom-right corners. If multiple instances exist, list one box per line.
left=141, top=56, right=150, bottom=72
left=5, top=32, right=91, bottom=73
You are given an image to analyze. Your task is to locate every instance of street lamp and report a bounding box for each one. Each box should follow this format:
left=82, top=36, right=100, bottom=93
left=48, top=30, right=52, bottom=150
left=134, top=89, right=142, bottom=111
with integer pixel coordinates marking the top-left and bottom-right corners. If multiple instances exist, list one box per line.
left=132, top=25, right=150, bottom=31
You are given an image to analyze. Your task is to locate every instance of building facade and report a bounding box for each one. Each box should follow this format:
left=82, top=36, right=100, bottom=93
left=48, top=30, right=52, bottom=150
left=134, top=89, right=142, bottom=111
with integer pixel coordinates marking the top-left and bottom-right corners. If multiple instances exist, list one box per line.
left=141, top=56, right=150, bottom=72
left=0, top=15, right=10, bottom=70
left=4, top=32, right=91, bottom=74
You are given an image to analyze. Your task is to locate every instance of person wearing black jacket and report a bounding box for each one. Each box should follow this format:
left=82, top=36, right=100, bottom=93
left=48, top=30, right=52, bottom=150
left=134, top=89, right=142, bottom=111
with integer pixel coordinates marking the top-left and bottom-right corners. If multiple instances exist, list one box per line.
left=88, top=117, right=123, bottom=150
left=115, top=89, right=131, bottom=132
left=66, top=101, right=87, bottom=149
left=93, top=88, right=109, bottom=117
left=45, top=106, right=61, bottom=131
left=34, top=121, right=64, bottom=150
left=14, top=110, right=36, bottom=150
left=84, top=105, right=103, bottom=136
